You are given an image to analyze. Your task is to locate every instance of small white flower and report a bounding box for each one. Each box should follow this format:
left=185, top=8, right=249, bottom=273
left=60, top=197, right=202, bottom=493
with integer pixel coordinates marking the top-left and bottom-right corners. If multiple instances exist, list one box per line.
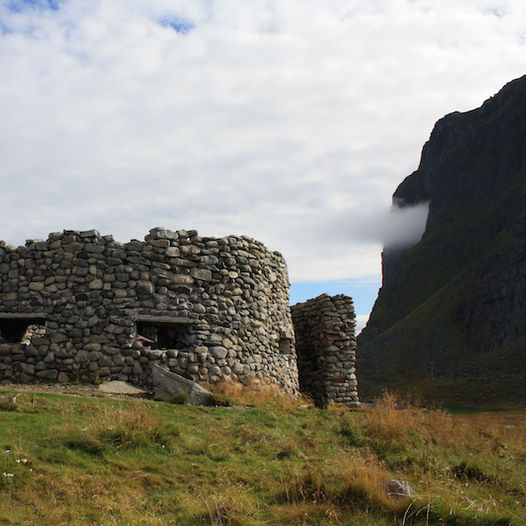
left=2, top=472, right=14, bottom=477
left=2, top=450, right=10, bottom=454
left=16, top=458, right=27, bottom=464
left=81, top=427, right=88, bottom=432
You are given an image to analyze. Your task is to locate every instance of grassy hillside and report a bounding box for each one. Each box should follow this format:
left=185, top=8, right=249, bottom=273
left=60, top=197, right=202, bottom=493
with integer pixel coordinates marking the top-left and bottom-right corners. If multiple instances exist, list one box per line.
left=0, top=387, right=524, bottom=525
left=357, top=212, right=526, bottom=405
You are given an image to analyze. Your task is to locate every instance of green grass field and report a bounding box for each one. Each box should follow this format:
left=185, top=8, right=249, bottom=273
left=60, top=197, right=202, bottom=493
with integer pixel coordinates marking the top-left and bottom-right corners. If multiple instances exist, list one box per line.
left=0, top=387, right=524, bottom=525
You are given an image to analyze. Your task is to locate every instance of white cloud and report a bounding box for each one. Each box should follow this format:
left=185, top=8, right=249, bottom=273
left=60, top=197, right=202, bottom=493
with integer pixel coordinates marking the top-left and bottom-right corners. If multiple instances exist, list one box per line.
left=356, top=314, right=370, bottom=336
left=383, top=202, right=429, bottom=249
left=0, top=0, right=525, bottom=285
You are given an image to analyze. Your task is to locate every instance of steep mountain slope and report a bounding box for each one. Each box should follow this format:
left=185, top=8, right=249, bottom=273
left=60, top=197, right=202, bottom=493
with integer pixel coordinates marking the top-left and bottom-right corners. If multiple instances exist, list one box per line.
left=357, top=75, right=526, bottom=405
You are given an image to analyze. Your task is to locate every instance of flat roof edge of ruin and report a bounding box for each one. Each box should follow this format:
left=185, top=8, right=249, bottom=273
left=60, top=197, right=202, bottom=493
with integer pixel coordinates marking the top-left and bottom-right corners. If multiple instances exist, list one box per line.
left=0, top=227, right=283, bottom=255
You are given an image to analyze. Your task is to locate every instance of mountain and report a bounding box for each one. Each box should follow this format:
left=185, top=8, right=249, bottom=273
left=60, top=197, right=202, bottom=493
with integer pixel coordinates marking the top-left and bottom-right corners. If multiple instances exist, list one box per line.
left=357, top=75, right=526, bottom=406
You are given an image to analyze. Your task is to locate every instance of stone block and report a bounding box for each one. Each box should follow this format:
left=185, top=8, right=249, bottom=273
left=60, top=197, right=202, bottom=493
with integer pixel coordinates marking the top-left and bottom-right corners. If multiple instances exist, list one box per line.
left=89, top=279, right=103, bottom=290
left=172, top=275, right=195, bottom=285
left=152, top=363, right=210, bottom=405
left=37, top=369, right=58, bottom=380
left=136, top=280, right=154, bottom=294
left=191, top=268, right=212, bottom=281
left=210, top=346, right=227, bottom=360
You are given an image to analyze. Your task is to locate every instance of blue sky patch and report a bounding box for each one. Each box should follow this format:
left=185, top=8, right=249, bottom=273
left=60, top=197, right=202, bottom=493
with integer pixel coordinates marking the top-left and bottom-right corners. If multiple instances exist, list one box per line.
left=158, top=16, right=195, bottom=35
left=7, top=0, right=61, bottom=13
left=485, top=7, right=503, bottom=18
left=289, top=278, right=381, bottom=317
left=0, top=24, right=13, bottom=35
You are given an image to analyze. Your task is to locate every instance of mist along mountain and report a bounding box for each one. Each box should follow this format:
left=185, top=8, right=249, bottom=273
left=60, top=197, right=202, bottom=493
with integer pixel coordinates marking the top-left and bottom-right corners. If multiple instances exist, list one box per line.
left=357, top=75, right=526, bottom=406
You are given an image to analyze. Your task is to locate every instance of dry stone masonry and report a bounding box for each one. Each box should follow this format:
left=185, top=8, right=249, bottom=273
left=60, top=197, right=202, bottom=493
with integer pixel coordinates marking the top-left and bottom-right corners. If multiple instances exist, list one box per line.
left=0, top=227, right=360, bottom=406
left=291, top=294, right=359, bottom=407
left=0, top=228, right=299, bottom=393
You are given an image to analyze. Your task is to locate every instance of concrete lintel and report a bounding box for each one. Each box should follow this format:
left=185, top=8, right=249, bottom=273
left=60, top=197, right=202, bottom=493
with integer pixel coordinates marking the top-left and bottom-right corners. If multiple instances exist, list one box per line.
left=0, top=313, right=47, bottom=320
left=135, top=315, right=195, bottom=326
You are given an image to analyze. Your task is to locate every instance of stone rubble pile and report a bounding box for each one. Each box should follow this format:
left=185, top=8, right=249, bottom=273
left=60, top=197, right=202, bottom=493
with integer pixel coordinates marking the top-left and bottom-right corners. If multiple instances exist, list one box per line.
left=291, top=294, right=359, bottom=407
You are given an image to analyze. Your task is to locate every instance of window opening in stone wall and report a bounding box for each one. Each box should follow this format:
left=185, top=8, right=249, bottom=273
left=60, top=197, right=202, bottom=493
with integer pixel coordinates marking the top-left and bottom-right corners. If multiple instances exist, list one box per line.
left=279, top=337, right=292, bottom=354
left=136, top=320, right=193, bottom=350
left=0, top=315, right=46, bottom=344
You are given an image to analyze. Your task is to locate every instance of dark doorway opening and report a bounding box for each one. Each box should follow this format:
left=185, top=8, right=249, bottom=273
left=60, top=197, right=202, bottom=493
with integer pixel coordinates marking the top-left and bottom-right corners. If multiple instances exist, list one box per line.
left=135, top=316, right=194, bottom=350
left=0, top=314, right=46, bottom=344
left=279, top=337, right=292, bottom=354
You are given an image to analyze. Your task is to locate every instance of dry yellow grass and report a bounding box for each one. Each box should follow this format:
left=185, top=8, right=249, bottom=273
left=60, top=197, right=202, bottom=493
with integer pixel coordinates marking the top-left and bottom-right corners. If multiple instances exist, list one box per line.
left=207, top=377, right=314, bottom=410
left=0, top=389, right=524, bottom=525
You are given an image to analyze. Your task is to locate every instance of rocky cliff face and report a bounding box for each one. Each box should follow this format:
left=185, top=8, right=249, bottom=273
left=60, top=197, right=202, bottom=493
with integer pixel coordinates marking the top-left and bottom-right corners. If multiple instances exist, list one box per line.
left=357, top=75, right=526, bottom=405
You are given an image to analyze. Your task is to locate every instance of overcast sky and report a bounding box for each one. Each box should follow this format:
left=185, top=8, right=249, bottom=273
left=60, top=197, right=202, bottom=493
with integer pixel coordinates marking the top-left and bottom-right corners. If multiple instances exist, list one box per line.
left=1, top=0, right=525, bottom=329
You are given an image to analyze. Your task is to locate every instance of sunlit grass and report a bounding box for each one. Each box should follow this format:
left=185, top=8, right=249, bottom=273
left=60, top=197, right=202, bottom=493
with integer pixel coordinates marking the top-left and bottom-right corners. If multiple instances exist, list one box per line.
left=0, top=388, right=524, bottom=525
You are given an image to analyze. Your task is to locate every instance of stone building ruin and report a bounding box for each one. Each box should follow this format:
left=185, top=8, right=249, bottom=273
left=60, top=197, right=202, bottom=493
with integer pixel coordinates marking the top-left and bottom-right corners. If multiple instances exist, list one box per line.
left=0, top=227, right=359, bottom=406
left=291, top=294, right=359, bottom=407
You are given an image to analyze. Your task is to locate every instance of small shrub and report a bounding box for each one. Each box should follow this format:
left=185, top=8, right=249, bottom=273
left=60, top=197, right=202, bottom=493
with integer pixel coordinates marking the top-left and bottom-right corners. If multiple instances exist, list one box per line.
left=0, top=394, right=52, bottom=414
left=50, top=400, right=178, bottom=454
left=275, top=456, right=408, bottom=516
left=77, top=402, right=99, bottom=415
left=339, top=421, right=363, bottom=447
left=0, top=399, right=17, bottom=412
left=154, top=392, right=189, bottom=404
left=201, top=496, right=244, bottom=526
left=64, top=434, right=105, bottom=456
left=23, top=394, right=51, bottom=413
left=276, top=469, right=327, bottom=505
left=208, top=394, right=232, bottom=407
left=206, top=377, right=308, bottom=410
left=170, top=392, right=189, bottom=405
left=90, top=373, right=102, bottom=385
left=452, top=461, right=496, bottom=483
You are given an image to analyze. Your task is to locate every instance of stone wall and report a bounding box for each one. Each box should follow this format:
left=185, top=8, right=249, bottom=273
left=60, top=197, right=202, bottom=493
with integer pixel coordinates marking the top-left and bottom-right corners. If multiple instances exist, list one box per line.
left=291, top=294, right=359, bottom=407
left=0, top=228, right=299, bottom=393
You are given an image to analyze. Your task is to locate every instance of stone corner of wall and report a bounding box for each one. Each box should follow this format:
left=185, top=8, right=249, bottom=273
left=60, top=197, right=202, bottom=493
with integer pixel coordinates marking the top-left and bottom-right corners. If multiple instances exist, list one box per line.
left=291, top=292, right=358, bottom=407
